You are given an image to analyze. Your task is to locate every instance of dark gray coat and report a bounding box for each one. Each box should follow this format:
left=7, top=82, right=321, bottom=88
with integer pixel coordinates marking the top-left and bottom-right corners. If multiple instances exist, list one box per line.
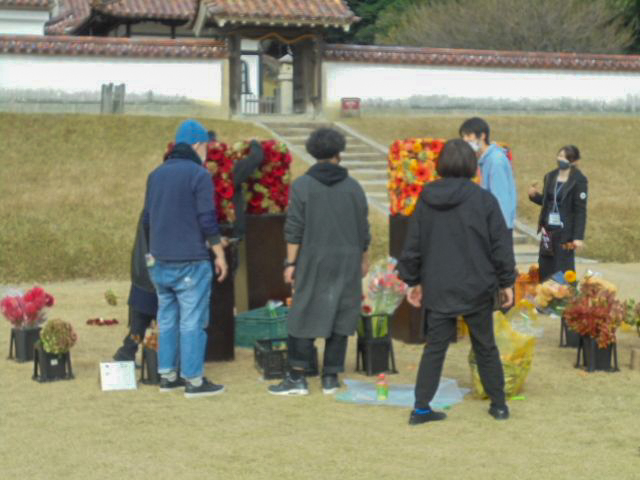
left=285, top=169, right=370, bottom=338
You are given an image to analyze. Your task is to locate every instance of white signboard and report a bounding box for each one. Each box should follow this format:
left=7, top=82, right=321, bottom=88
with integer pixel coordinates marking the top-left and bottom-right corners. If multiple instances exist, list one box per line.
left=100, top=362, right=137, bottom=391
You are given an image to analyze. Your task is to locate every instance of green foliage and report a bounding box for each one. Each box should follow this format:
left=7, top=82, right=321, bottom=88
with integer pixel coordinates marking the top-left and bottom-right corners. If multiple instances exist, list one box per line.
left=378, top=0, right=634, bottom=54
left=40, top=319, right=77, bottom=354
left=327, top=0, right=420, bottom=44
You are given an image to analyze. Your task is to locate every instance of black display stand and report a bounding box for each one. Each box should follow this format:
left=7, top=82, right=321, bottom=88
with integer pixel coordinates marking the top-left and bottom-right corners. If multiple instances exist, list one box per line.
left=207, top=241, right=236, bottom=362
left=242, top=214, right=291, bottom=310
left=8, top=327, right=41, bottom=362
left=389, top=214, right=425, bottom=344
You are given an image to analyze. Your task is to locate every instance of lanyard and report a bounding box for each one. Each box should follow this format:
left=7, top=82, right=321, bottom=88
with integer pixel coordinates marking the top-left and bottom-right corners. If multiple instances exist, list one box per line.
left=552, top=180, right=565, bottom=214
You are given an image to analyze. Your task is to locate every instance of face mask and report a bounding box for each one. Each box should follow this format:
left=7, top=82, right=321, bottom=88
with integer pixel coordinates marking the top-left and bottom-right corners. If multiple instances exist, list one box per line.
left=557, top=159, right=571, bottom=170
left=467, top=140, right=481, bottom=153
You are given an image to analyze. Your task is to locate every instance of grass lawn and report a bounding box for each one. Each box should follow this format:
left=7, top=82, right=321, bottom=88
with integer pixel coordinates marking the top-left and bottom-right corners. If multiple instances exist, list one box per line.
left=0, top=113, right=387, bottom=283
left=1, top=276, right=639, bottom=480
left=343, top=114, right=640, bottom=263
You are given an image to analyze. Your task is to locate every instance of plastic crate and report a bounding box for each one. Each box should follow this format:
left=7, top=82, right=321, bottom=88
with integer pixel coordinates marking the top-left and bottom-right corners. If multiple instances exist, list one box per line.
left=235, top=306, right=288, bottom=348
left=254, top=338, right=319, bottom=380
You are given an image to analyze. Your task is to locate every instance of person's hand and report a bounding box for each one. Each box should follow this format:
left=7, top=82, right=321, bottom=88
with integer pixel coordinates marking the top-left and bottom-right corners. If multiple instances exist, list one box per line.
left=406, top=285, right=423, bottom=308
left=284, top=266, right=295, bottom=285
left=528, top=183, right=541, bottom=199
left=361, top=253, right=370, bottom=278
left=573, top=240, right=584, bottom=250
left=215, top=256, right=228, bottom=283
left=500, top=287, right=514, bottom=309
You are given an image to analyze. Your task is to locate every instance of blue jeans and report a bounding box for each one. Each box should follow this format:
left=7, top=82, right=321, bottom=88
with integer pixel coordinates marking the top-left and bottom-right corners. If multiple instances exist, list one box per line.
left=149, top=260, right=212, bottom=381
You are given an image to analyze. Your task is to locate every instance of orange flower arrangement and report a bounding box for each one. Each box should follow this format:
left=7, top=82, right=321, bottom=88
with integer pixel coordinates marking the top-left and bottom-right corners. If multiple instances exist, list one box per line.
left=388, top=139, right=512, bottom=216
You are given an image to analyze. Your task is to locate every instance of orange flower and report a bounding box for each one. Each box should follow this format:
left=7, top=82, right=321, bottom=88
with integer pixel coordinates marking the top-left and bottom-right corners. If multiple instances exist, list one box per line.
left=564, top=270, right=577, bottom=284
left=412, top=141, right=423, bottom=153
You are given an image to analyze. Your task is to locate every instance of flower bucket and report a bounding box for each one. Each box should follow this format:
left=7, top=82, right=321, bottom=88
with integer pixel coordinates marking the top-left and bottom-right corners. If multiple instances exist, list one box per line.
left=8, top=326, right=41, bottom=362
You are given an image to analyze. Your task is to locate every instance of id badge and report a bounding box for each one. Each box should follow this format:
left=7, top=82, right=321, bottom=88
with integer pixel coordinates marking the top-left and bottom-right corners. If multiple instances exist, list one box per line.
left=145, top=254, right=156, bottom=268
left=548, top=212, right=563, bottom=227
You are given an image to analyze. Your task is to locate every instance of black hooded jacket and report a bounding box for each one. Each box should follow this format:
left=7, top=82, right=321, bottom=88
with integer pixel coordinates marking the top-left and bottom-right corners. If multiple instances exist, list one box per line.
left=398, top=178, right=516, bottom=315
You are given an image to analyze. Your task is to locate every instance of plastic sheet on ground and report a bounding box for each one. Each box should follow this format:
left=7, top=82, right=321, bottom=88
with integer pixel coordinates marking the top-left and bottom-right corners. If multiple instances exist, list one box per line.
left=335, top=378, right=469, bottom=409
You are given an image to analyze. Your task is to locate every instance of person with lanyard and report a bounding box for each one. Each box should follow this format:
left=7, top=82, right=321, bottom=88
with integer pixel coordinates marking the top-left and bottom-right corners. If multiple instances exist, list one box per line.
left=528, top=145, right=588, bottom=282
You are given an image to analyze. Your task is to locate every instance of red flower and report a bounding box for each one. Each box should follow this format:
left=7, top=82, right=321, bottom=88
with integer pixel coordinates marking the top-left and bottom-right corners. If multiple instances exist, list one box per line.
left=429, top=140, right=445, bottom=154
left=219, top=183, right=234, bottom=200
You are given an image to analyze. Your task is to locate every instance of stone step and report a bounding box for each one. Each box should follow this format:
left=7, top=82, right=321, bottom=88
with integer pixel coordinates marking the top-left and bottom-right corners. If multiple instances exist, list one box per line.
left=341, top=152, right=384, bottom=159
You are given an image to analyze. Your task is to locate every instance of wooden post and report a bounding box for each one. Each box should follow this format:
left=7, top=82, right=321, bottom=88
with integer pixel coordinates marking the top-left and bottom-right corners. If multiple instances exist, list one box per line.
left=228, top=34, right=242, bottom=115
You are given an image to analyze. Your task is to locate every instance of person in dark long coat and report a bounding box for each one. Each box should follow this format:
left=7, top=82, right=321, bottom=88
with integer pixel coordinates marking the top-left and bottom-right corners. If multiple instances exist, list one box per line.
left=268, top=128, right=371, bottom=396
left=528, top=145, right=588, bottom=282
left=398, top=139, right=516, bottom=426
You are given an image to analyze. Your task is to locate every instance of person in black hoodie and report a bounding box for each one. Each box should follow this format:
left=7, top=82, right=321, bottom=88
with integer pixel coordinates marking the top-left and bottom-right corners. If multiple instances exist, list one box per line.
left=268, top=128, right=371, bottom=396
left=398, top=139, right=516, bottom=425
left=528, top=145, right=588, bottom=282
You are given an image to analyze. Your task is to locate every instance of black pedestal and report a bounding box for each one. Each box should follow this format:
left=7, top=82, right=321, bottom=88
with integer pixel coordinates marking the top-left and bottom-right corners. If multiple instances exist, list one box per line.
left=243, top=214, right=291, bottom=310
left=32, top=343, right=73, bottom=382
left=576, top=336, right=619, bottom=372
left=207, top=243, right=236, bottom=362
left=140, top=346, right=160, bottom=384
left=389, top=214, right=425, bottom=344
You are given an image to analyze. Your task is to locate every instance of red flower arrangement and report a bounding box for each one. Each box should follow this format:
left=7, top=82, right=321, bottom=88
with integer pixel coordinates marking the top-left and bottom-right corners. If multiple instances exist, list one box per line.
left=231, top=139, right=292, bottom=215
left=206, top=141, right=236, bottom=225
left=1, top=286, right=55, bottom=329
left=563, top=280, right=624, bottom=348
left=165, top=139, right=292, bottom=223
left=86, top=318, right=119, bottom=326
left=388, top=138, right=512, bottom=216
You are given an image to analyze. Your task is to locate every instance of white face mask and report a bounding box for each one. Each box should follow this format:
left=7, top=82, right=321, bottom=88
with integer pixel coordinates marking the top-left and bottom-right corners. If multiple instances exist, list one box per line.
left=467, top=140, right=481, bottom=153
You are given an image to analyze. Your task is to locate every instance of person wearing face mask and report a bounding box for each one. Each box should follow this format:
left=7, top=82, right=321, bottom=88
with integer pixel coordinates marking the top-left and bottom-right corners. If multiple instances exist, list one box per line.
left=528, top=145, right=588, bottom=282
left=459, top=118, right=517, bottom=237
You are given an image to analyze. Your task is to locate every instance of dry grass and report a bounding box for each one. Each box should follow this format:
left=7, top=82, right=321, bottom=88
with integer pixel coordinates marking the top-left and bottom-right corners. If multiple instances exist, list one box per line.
left=342, top=114, right=640, bottom=263
left=0, top=114, right=276, bottom=283
left=1, top=276, right=640, bottom=480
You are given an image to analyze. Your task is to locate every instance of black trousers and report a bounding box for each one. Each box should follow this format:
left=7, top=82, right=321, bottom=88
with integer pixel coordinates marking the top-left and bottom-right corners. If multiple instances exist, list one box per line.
left=288, top=333, right=348, bottom=375
left=414, top=303, right=506, bottom=409
left=117, top=307, right=154, bottom=357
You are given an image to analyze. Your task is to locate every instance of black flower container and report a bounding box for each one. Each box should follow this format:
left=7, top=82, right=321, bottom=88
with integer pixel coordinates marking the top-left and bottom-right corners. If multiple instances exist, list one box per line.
left=139, top=346, right=160, bottom=385
left=356, top=314, right=398, bottom=376
left=575, top=335, right=619, bottom=372
left=560, top=316, right=580, bottom=348
left=32, top=342, right=73, bottom=382
left=9, top=327, right=41, bottom=362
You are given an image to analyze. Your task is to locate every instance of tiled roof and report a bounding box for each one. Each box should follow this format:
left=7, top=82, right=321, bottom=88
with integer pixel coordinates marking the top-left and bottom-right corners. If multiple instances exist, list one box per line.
left=204, top=0, right=357, bottom=27
left=45, top=0, right=90, bottom=35
left=324, top=44, right=640, bottom=72
left=0, top=0, right=49, bottom=9
left=90, top=0, right=196, bottom=21
left=0, top=34, right=228, bottom=58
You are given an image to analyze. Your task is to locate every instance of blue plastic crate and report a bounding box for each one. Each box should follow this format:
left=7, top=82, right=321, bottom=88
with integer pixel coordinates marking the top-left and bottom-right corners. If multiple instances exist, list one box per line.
left=235, top=306, right=288, bottom=348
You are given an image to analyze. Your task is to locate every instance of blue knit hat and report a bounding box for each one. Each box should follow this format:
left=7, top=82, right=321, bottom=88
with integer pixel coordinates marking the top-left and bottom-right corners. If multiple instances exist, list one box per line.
left=175, top=119, right=210, bottom=145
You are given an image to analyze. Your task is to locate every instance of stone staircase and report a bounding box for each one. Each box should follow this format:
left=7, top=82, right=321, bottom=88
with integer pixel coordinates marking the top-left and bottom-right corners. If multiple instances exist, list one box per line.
left=257, top=119, right=534, bottom=251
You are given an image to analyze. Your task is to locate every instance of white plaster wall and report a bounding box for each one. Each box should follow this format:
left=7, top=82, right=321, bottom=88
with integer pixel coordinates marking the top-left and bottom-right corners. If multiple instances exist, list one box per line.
left=0, top=55, right=224, bottom=104
left=0, top=9, right=49, bottom=35
left=324, top=62, right=640, bottom=108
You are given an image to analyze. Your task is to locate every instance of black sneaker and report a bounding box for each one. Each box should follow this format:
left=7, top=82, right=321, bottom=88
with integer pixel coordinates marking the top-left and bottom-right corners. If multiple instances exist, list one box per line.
left=321, top=374, right=341, bottom=395
left=408, top=409, right=447, bottom=425
left=184, top=378, right=225, bottom=398
left=268, top=374, right=309, bottom=396
left=159, top=376, right=186, bottom=392
left=489, top=405, right=510, bottom=420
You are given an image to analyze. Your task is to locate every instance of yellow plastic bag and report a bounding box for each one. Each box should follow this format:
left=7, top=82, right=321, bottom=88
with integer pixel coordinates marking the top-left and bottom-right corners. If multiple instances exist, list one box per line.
left=469, top=312, right=536, bottom=399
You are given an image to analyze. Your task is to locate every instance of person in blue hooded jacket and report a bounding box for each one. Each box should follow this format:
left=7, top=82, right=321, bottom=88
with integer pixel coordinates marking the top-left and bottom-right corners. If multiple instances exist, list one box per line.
left=460, top=117, right=517, bottom=235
